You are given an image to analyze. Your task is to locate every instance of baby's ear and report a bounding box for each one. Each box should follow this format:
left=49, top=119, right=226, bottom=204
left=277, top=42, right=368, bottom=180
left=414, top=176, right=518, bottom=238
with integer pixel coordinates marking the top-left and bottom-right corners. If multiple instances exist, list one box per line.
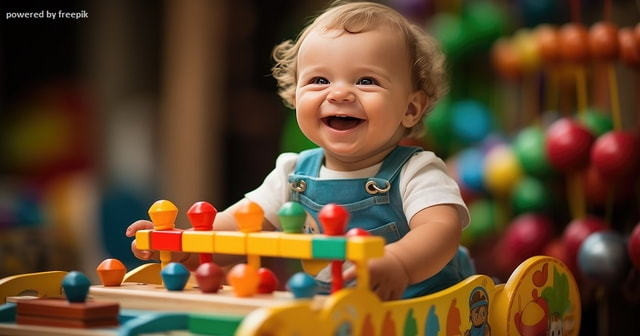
left=401, top=90, right=428, bottom=128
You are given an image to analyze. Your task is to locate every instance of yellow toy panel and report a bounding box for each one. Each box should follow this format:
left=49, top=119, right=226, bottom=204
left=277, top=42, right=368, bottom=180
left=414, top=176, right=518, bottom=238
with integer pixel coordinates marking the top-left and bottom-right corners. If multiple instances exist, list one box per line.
left=236, top=256, right=580, bottom=336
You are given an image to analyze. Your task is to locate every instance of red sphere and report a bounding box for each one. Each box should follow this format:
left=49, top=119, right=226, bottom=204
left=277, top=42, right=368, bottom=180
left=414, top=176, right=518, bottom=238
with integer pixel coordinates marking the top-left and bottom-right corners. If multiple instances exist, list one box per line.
left=495, top=214, right=554, bottom=274
left=583, top=163, right=633, bottom=207
left=545, top=118, right=595, bottom=172
left=588, top=22, right=619, bottom=61
left=562, top=216, right=607, bottom=274
left=619, top=27, right=640, bottom=68
left=535, top=25, right=560, bottom=64
left=346, top=228, right=370, bottom=237
left=542, top=238, right=569, bottom=266
left=559, top=23, right=590, bottom=62
left=195, top=262, right=225, bottom=293
left=256, top=267, right=279, bottom=294
left=629, top=223, right=640, bottom=271
left=590, top=131, right=640, bottom=181
left=318, top=203, right=350, bottom=236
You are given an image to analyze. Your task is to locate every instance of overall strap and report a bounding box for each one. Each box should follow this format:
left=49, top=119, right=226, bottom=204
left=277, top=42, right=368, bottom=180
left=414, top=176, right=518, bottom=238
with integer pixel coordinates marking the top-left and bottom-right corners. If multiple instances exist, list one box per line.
left=294, top=147, right=324, bottom=176
left=366, top=146, right=422, bottom=191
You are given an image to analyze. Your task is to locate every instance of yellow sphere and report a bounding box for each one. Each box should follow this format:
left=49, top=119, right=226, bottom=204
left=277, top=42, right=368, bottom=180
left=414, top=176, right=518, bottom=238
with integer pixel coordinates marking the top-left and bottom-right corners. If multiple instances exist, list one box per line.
left=483, top=145, right=523, bottom=197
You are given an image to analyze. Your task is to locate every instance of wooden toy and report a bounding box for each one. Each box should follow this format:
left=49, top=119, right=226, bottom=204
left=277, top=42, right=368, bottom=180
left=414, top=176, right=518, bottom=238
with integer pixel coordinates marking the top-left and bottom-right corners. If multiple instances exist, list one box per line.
left=0, top=200, right=582, bottom=335
left=14, top=271, right=119, bottom=329
left=161, top=262, right=190, bottom=291
left=195, top=262, right=225, bottom=293
left=96, top=258, right=126, bottom=286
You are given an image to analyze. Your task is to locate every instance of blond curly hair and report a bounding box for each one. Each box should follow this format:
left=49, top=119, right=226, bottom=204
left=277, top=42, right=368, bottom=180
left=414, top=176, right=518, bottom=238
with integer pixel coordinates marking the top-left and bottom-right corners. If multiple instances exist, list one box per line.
left=271, top=1, right=448, bottom=138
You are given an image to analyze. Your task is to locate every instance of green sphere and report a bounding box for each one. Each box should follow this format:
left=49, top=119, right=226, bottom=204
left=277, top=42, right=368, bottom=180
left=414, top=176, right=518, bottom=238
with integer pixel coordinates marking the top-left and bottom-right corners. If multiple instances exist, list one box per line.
left=512, top=126, right=555, bottom=178
left=578, top=108, right=613, bottom=138
left=511, top=176, right=552, bottom=215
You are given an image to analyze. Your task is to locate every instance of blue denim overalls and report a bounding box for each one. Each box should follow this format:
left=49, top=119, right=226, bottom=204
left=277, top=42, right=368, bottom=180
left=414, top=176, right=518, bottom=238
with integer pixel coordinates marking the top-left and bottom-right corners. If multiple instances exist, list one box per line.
left=288, top=146, right=474, bottom=298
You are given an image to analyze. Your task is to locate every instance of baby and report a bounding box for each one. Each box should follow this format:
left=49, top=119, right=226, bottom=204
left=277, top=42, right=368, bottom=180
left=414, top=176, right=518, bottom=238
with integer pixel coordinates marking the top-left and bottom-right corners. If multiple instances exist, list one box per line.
left=127, top=0, right=472, bottom=301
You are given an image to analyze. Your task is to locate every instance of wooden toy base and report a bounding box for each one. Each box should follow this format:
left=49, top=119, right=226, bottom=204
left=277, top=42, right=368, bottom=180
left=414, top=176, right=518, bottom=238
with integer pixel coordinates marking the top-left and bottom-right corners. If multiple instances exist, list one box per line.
left=89, top=282, right=307, bottom=315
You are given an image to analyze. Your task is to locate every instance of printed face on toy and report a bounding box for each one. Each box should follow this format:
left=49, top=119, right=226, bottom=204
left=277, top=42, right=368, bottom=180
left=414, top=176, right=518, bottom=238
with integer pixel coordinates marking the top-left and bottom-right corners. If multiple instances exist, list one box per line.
left=294, top=26, right=425, bottom=171
left=471, top=305, right=488, bottom=327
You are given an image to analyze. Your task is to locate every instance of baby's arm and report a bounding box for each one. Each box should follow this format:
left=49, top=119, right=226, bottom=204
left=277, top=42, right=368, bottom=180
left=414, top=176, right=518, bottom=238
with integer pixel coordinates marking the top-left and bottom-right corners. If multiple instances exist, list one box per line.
left=125, top=199, right=277, bottom=270
left=347, top=203, right=462, bottom=300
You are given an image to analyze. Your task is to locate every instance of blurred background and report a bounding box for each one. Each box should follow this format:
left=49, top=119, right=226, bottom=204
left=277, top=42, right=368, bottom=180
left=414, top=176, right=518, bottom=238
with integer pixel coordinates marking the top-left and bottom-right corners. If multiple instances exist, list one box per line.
left=1, top=0, right=639, bottom=334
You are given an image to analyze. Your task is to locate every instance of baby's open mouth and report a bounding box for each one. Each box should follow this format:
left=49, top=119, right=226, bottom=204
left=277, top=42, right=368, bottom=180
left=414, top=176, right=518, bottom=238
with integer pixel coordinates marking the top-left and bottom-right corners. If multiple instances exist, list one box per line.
left=322, top=116, right=364, bottom=131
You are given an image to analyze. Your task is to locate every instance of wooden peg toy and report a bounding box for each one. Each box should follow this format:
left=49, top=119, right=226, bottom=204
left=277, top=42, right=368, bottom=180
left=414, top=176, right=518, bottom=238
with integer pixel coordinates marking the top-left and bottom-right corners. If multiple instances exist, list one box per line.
left=148, top=200, right=181, bottom=270
left=318, top=203, right=349, bottom=293
left=187, top=201, right=218, bottom=264
left=15, top=271, right=119, bottom=329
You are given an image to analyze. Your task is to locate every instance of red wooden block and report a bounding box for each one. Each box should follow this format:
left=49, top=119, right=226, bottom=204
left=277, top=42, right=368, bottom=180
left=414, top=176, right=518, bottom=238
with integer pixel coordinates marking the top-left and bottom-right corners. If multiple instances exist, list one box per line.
left=151, top=229, right=183, bottom=251
left=17, top=314, right=119, bottom=328
left=16, top=298, right=119, bottom=328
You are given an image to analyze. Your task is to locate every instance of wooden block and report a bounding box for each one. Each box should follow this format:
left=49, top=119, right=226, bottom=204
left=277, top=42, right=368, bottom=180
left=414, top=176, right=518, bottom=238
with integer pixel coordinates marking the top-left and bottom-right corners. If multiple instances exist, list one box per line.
left=346, top=236, right=385, bottom=261
left=151, top=229, right=183, bottom=251
left=16, top=299, right=119, bottom=320
left=312, top=236, right=346, bottom=259
left=16, top=314, right=119, bottom=328
left=247, top=232, right=281, bottom=257
left=214, top=232, right=247, bottom=254
left=279, top=235, right=313, bottom=259
left=135, top=230, right=153, bottom=250
left=182, top=231, right=216, bottom=253
left=16, top=298, right=119, bottom=328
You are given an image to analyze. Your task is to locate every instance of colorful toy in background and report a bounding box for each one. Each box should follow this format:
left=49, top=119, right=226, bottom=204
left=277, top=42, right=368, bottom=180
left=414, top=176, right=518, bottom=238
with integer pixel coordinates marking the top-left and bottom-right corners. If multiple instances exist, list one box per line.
left=392, top=0, right=640, bottom=294
left=273, top=4, right=640, bottom=331
left=0, top=199, right=582, bottom=335
left=0, top=83, right=97, bottom=277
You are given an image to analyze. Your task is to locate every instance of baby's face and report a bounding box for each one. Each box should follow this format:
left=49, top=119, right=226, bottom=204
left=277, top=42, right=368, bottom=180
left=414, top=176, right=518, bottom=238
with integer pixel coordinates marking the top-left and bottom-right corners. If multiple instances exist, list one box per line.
left=294, top=26, right=423, bottom=171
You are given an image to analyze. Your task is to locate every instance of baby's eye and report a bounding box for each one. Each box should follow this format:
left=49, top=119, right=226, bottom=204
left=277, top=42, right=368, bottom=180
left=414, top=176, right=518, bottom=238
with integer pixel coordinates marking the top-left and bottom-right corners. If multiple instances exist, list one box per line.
left=356, top=77, right=377, bottom=85
left=310, top=77, right=329, bottom=85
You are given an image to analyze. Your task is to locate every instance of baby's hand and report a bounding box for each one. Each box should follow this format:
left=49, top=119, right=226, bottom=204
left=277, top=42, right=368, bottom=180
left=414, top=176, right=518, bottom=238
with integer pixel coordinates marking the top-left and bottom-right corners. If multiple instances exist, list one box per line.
left=344, top=252, right=409, bottom=301
left=126, top=220, right=195, bottom=268
left=126, top=220, right=157, bottom=261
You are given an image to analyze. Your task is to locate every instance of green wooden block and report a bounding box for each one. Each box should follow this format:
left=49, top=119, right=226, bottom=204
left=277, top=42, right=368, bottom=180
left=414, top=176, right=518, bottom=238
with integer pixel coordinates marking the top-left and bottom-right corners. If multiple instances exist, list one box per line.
left=188, top=313, right=243, bottom=336
left=312, top=236, right=347, bottom=259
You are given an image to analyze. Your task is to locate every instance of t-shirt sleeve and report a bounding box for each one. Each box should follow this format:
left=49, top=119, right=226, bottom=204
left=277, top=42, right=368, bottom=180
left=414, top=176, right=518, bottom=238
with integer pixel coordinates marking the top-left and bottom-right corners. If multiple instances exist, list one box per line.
left=401, top=151, right=470, bottom=230
left=244, top=152, right=298, bottom=230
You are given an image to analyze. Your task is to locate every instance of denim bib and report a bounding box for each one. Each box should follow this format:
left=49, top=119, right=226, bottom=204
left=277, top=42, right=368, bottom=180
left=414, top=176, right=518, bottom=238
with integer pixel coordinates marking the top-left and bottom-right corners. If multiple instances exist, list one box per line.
left=288, top=146, right=473, bottom=298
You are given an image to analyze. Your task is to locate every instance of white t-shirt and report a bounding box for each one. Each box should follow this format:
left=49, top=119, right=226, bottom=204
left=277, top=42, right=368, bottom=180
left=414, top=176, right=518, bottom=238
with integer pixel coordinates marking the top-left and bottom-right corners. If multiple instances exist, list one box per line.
left=245, top=150, right=470, bottom=231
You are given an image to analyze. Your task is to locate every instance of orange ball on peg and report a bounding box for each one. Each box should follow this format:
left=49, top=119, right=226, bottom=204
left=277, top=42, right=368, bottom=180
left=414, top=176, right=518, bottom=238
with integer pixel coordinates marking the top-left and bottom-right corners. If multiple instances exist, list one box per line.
left=588, top=22, right=619, bottom=61
left=619, top=27, right=640, bottom=68
left=491, top=38, right=521, bottom=80
left=559, top=23, right=590, bottom=63
left=535, top=24, right=560, bottom=64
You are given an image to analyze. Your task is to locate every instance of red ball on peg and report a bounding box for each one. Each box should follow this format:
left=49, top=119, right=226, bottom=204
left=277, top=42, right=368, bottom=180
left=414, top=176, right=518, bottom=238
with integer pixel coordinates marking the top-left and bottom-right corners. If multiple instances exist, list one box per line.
left=590, top=130, right=640, bottom=181
left=559, top=23, right=590, bottom=63
left=535, top=24, right=560, bottom=64
left=619, top=27, right=640, bottom=68
left=545, top=118, right=595, bottom=172
left=318, top=203, right=349, bottom=236
left=491, top=38, right=521, bottom=80
left=588, top=22, right=619, bottom=61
